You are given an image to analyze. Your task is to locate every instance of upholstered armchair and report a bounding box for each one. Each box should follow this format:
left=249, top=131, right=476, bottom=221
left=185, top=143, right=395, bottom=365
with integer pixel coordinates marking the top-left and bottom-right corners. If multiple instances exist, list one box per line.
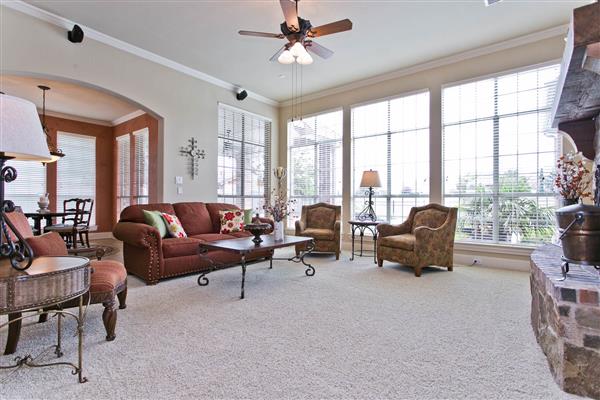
left=377, top=203, right=457, bottom=277
left=295, top=202, right=341, bottom=260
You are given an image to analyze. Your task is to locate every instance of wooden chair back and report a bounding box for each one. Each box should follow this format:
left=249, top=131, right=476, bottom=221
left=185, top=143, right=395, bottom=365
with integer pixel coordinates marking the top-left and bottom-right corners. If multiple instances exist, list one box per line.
left=61, top=198, right=94, bottom=227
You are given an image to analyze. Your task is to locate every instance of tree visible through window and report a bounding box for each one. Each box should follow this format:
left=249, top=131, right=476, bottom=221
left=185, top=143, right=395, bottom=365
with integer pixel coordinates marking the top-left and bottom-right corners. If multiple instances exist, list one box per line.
left=442, top=64, right=560, bottom=245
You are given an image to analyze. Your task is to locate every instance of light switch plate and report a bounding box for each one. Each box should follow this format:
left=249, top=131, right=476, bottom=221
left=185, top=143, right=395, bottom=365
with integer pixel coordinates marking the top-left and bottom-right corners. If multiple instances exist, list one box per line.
left=175, top=176, right=183, bottom=184
left=177, top=186, right=183, bottom=195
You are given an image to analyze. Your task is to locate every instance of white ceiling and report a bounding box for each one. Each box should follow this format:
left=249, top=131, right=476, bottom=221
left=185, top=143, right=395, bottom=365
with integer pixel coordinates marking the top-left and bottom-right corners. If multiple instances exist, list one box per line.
left=0, top=75, right=140, bottom=123
left=25, top=0, right=590, bottom=102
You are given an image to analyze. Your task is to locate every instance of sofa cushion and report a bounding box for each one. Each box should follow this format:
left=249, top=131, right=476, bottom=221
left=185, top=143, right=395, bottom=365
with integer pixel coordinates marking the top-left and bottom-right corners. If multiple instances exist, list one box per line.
left=412, top=209, right=447, bottom=233
left=161, top=213, right=187, bottom=238
left=206, top=203, right=241, bottom=233
left=219, top=209, right=244, bottom=234
left=26, top=232, right=68, bottom=256
left=120, top=203, right=175, bottom=224
left=173, top=202, right=213, bottom=235
left=300, top=228, right=335, bottom=240
left=191, top=233, right=236, bottom=242
left=143, top=210, right=168, bottom=238
left=162, top=237, right=203, bottom=258
left=380, top=234, right=416, bottom=251
left=90, top=260, right=127, bottom=294
left=307, top=206, right=336, bottom=230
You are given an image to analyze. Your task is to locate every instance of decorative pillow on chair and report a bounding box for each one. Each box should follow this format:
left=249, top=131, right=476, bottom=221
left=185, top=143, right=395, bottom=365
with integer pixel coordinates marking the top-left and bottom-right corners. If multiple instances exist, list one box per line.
left=160, top=213, right=187, bottom=238
left=219, top=210, right=244, bottom=234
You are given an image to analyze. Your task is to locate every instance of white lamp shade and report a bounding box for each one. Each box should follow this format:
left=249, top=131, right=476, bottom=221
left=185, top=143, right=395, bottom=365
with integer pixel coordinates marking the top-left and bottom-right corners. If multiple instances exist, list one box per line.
left=297, top=52, right=313, bottom=65
left=360, top=170, right=382, bottom=188
left=0, top=95, right=51, bottom=161
left=278, top=50, right=295, bottom=64
left=290, top=42, right=305, bottom=57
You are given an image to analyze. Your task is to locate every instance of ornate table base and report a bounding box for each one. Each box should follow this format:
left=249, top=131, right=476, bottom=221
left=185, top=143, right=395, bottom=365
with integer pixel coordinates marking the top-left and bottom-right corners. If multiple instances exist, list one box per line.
left=1, top=295, right=89, bottom=383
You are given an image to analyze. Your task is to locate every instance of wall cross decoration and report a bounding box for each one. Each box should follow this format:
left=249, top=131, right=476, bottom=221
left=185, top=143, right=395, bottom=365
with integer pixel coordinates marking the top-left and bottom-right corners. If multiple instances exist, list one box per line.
left=180, top=137, right=206, bottom=179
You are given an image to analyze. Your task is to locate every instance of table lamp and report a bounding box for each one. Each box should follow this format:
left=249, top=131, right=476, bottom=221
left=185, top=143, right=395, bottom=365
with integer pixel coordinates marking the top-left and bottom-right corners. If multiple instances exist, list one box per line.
left=357, top=169, right=381, bottom=221
left=0, top=94, right=52, bottom=270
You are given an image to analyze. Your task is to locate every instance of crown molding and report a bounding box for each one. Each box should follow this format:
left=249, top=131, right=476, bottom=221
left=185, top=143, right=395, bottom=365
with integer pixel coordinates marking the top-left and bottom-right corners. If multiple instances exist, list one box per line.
left=40, top=109, right=113, bottom=126
left=111, top=109, right=146, bottom=126
left=2, top=1, right=279, bottom=107
left=280, top=24, right=569, bottom=107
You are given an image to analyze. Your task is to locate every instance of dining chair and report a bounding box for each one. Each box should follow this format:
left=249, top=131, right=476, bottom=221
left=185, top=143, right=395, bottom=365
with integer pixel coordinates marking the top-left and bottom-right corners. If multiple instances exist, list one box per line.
left=44, top=198, right=96, bottom=249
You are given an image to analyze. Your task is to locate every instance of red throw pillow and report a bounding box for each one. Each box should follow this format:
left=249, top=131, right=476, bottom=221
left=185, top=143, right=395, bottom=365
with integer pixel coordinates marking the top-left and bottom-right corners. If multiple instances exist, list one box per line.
left=219, top=209, right=244, bottom=234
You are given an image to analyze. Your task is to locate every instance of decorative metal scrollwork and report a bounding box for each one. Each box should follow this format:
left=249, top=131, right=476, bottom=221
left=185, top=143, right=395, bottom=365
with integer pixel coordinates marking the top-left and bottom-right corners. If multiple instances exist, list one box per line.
left=179, top=138, right=206, bottom=180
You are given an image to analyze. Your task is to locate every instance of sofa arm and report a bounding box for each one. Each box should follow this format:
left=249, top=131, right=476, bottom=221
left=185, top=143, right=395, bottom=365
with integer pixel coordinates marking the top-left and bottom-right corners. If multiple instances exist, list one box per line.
left=295, top=220, right=305, bottom=234
left=377, top=221, right=411, bottom=238
left=113, top=222, right=162, bottom=248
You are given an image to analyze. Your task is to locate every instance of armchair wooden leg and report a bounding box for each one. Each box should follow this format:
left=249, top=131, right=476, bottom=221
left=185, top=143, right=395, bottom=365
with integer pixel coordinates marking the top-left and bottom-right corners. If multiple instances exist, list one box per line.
left=38, top=312, right=49, bottom=323
left=335, top=251, right=340, bottom=260
left=377, top=258, right=383, bottom=267
left=102, top=299, right=117, bottom=341
left=414, top=267, right=422, bottom=277
left=117, top=287, right=128, bottom=310
left=448, top=265, right=454, bottom=272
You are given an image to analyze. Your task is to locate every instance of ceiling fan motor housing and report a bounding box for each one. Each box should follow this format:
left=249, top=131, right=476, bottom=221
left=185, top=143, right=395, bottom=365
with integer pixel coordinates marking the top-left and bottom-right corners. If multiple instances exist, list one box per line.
left=280, top=17, right=312, bottom=37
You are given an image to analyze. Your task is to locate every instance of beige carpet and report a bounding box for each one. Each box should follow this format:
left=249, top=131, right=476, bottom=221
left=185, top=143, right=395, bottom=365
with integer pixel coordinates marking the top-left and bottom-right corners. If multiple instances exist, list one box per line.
left=0, top=247, right=577, bottom=399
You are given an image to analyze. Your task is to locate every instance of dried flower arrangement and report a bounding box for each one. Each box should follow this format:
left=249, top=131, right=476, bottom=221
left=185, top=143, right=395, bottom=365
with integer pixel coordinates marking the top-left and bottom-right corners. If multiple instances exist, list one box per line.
left=554, top=151, right=593, bottom=201
left=262, top=187, right=296, bottom=222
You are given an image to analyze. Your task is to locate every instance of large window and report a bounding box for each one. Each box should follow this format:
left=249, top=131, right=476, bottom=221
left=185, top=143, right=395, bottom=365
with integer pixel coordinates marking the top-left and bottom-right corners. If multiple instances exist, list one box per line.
left=4, top=160, right=46, bottom=213
left=442, top=63, right=560, bottom=245
left=287, top=110, right=343, bottom=226
left=351, top=91, right=430, bottom=223
left=116, top=134, right=131, bottom=214
left=57, top=132, right=96, bottom=224
left=217, top=104, right=271, bottom=210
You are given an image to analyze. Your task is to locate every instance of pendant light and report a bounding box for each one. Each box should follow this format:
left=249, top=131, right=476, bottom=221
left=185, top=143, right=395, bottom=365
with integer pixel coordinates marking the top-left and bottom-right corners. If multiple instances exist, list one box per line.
left=38, top=85, right=65, bottom=162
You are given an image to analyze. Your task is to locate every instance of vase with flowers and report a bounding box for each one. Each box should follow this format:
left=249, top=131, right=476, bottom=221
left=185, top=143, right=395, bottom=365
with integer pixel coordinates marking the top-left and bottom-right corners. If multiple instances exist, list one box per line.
left=263, top=167, right=295, bottom=241
left=554, top=151, right=593, bottom=207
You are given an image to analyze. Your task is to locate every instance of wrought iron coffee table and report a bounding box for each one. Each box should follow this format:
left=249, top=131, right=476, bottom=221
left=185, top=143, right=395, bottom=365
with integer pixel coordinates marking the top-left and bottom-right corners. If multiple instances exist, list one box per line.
left=197, top=235, right=315, bottom=299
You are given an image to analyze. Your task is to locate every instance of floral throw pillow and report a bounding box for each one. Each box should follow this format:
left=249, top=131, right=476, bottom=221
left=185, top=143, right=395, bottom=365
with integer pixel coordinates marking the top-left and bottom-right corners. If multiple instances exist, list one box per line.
left=219, top=209, right=244, bottom=234
left=160, top=212, right=187, bottom=238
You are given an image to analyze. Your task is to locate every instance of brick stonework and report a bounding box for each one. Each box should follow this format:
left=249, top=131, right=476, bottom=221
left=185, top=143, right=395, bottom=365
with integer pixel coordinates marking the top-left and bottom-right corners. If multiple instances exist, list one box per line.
left=530, top=244, right=600, bottom=399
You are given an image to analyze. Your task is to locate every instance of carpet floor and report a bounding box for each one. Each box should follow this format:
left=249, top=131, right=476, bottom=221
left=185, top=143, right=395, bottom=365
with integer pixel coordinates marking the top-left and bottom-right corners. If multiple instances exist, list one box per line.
left=0, top=246, right=577, bottom=399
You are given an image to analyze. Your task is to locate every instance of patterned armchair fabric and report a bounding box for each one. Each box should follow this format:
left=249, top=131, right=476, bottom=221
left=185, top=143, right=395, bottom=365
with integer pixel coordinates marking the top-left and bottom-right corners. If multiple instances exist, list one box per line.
left=377, top=203, right=457, bottom=277
left=295, top=203, right=341, bottom=259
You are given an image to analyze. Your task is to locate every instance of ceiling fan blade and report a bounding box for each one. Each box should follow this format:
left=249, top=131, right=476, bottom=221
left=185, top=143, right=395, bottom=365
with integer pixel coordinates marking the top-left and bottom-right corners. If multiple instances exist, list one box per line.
left=305, top=41, right=334, bottom=59
left=239, top=30, right=285, bottom=39
left=280, top=0, right=299, bottom=32
left=269, top=46, right=287, bottom=62
left=309, top=19, right=353, bottom=37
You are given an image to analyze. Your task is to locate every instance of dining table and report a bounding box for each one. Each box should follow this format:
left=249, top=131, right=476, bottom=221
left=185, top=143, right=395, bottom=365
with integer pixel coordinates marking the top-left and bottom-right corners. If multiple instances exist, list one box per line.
left=24, top=210, right=76, bottom=235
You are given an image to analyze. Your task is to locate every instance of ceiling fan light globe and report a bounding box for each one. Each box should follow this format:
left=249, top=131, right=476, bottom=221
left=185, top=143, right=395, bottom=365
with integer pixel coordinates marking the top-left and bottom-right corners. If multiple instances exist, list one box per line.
left=297, top=52, right=313, bottom=65
left=278, top=49, right=295, bottom=64
left=289, top=41, right=305, bottom=57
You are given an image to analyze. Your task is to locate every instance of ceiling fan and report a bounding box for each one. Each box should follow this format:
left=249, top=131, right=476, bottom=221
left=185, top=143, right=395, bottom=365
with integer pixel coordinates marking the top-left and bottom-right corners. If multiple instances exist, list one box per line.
left=238, top=0, right=353, bottom=65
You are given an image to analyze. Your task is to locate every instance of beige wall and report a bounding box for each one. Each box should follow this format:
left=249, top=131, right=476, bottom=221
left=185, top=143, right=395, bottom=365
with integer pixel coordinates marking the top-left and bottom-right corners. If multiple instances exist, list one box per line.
left=279, top=35, right=565, bottom=234
left=0, top=6, right=279, bottom=204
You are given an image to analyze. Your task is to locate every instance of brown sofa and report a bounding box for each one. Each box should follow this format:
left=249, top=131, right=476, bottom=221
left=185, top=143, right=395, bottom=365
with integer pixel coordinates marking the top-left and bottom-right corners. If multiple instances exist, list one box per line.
left=113, top=202, right=272, bottom=285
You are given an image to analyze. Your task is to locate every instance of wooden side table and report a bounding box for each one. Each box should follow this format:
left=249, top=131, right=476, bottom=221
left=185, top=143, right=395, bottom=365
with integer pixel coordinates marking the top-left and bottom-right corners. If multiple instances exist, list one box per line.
left=348, top=220, right=380, bottom=264
left=0, top=256, right=91, bottom=383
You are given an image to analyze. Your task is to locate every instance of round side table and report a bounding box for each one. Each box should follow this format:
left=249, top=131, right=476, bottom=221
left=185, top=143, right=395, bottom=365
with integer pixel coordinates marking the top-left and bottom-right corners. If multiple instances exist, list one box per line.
left=0, top=256, right=91, bottom=383
left=348, top=220, right=381, bottom=264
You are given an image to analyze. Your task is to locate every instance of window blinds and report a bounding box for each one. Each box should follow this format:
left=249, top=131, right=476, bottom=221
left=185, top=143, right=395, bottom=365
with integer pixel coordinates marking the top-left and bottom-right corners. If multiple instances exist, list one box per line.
left=4, top=160, right=46, bottom=213
left=442, top=63, right=560, bottom=245
left=57, top=132, right=96, bottom=224
left=217, top=104, right=272, bottom=211
left=351, top=91, right=430, bottom=223
left=116, top=134, right=131, bottom=214
left=134, top=128, right=149, bottom=205
left=287, top=110, right=343, bottom=226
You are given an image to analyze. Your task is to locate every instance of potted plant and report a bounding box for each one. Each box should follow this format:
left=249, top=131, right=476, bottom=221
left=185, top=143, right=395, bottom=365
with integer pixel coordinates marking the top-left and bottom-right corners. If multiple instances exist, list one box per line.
left=554, top=151, right=593, bottom=207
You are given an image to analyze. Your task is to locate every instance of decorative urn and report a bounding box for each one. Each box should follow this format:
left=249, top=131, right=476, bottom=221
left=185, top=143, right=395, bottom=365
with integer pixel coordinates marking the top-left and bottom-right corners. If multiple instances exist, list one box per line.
left=555, top=204, right=600, bottom=265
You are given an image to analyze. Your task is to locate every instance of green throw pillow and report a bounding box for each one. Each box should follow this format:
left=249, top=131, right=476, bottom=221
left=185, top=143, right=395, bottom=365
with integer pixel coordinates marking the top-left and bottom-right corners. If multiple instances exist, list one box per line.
left=143, top=210, right=168, bottom=238
left=243, top=209, right=253, bottom=225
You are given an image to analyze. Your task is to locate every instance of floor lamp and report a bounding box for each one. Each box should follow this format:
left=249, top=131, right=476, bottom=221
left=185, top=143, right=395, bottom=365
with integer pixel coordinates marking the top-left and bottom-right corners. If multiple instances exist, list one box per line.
left=0, top=94, right=52, bottom=270
left=357, top=169, right=381, bottom=221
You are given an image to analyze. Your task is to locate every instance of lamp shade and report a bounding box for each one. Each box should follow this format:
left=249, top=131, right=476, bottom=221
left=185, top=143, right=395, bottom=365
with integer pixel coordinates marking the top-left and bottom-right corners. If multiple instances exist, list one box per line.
left=0, top=95, right=51, bottom=161
left=360, top=170, right=382, bottom=188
